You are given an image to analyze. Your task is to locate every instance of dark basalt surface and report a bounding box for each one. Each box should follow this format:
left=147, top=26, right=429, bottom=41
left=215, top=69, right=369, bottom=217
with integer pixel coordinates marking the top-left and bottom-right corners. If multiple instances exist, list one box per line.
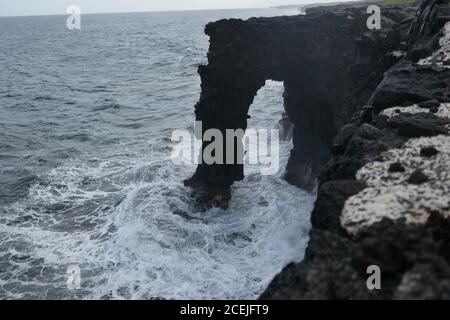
left=185, top=2, right=415, bottom=206
left=185, top=0, right=450, bottom=299
left=261, top=0, right=450, bottom=299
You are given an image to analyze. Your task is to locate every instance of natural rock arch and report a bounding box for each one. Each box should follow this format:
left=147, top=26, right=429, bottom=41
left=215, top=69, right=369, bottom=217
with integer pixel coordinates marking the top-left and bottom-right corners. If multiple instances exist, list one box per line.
left=185, top=7, right=414, bottom=207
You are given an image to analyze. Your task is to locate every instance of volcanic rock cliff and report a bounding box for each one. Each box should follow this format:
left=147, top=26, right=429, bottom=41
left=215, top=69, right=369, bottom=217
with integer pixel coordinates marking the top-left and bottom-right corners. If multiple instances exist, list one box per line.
left=185, top=1, right=415, bottom=207
left=186, top=0, right=450, bottom=299
left=261, top=0, right=450, bottom=299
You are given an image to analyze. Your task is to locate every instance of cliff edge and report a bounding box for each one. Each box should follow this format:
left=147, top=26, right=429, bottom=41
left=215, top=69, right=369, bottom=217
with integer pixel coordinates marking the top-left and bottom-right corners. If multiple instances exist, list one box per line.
left=185, top=2, right=416, bottom=208
left=261, top=0, right=450, bottom=299
left=186, top=0, right=450, bottom=299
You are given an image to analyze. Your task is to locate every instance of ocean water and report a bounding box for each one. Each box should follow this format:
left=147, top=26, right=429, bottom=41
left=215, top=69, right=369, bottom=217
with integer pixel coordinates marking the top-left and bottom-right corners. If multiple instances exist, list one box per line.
left=0, top=8, right=315, bottom=299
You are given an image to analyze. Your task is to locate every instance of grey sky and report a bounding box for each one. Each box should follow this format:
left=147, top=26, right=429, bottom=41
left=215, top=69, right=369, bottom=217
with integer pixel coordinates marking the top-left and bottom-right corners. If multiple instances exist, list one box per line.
left=0, top=0, right=343, bottom=17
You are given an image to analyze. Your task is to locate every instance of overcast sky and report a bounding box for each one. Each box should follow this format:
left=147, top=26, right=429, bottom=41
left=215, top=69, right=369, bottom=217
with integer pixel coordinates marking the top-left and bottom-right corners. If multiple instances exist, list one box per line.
left=0, top=0, right=344, bottom=17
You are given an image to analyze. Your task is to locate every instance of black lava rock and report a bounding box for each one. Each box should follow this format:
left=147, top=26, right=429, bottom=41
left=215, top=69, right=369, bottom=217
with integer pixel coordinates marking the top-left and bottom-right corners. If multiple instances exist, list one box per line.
left=354, top=123, right=384, bottom=141
left=407, top=169, right=429, bottom=184
left=420, top=146, right=439, bottom=157
left=388, top=113, right=448, bottom=137
left=389, top=162, right=406, bottom=173
left=187, top=2, right=416, bottom=202
left=262, top=0, right=450, bottom=301
left=311, top=180, right=367, bottom=233
left=331, top=124, right=358, bottom=155
left=419, top=99, right=440, bottom=113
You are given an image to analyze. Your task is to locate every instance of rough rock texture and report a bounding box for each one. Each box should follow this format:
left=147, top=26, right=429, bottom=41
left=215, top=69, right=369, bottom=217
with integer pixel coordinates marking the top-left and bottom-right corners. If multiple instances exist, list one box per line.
left=184, top=0, right=450, bottom=299
left=185, top=3, right=416, bottom=206
left=370, top=1, right=450, bottom=110
left=261, top=0, right=450, bottom=300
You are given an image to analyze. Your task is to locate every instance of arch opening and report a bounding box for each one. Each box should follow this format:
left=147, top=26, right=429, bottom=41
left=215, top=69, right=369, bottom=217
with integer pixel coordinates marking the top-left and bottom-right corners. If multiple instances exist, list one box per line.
left=244, top=80, right=293, bottom=178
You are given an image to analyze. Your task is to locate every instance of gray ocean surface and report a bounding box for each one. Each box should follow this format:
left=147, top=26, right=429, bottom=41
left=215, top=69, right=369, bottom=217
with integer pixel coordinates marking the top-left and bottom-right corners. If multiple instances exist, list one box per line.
left=0, top=8, right=315, bottom=299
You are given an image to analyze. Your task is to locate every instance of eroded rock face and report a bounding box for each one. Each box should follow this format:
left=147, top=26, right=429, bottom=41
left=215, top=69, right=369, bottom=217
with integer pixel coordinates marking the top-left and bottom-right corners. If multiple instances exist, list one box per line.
left=185, top=4, right=415, bottom=206
left=370, top=0, right=450, bottom=111
left=261, top=0, right=450, bottom=300
left=182, top=0, right=449, bottom=299
left=261, top=219, right=450, bottom=300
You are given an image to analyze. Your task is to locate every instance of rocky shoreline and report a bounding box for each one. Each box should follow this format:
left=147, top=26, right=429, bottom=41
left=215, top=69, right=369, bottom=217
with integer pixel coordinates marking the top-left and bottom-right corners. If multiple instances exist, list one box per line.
left=186, top=0, right=450, bottom=299
left=261, top=0, right=450, bottom=299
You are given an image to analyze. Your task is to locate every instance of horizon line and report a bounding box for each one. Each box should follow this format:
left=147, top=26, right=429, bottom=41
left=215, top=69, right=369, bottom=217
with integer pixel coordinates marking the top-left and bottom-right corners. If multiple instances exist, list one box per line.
left=0, top=5, right=306, bottom=19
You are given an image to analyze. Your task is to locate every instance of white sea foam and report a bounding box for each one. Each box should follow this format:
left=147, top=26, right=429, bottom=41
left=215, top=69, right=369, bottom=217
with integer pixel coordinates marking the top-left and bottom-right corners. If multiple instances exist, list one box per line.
left=0, top=80, right=314, bottom=299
